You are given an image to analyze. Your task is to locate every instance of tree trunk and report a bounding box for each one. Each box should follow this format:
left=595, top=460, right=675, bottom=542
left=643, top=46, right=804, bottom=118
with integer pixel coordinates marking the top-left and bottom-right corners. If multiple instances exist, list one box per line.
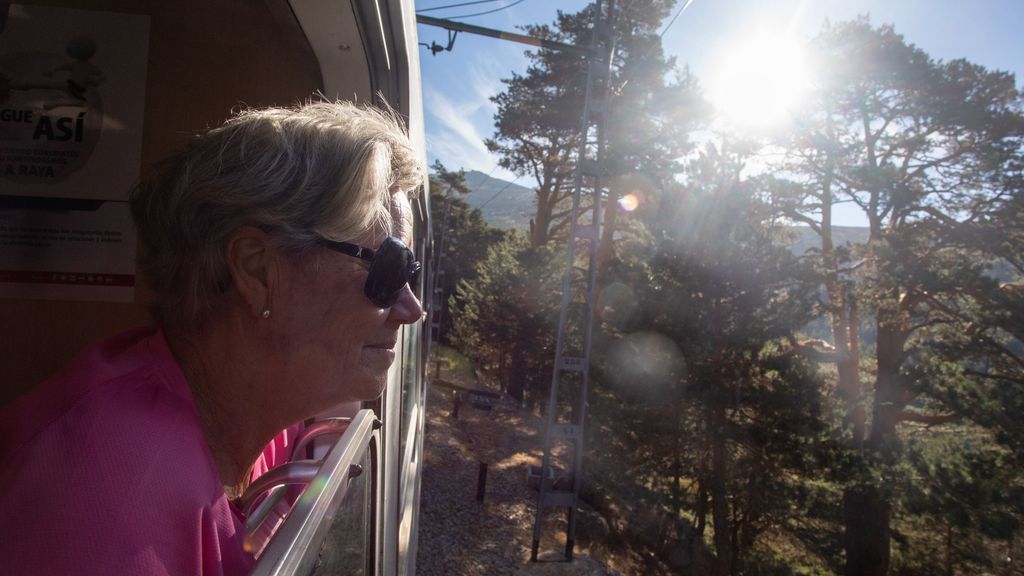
left=499, top=346, right=508, bottom=392
left=509, top=350, right=526, bottom=405
left=1004, top=533, right=1014, bottom=576
left=730, top=503, right=742, bottom=576
left=710, top=401, right=733, bottom=576
left=844, top=317, right=908, bottom=576
left=821, top=185, right=865, bottom=446
left=696, top=465, right=708, bottom=536
left=819, top=174, right=887, bottom=576
left=843, top=483, right=891, bottom=576
left=531, top=187, right=558, bottom=248
left=671, top=403, right=683, bottom=516
left=597, top=186, right=618, bottom=277
left=523, top=352, right=537, bottom=413
left=945, top=523, right=953, bottom=576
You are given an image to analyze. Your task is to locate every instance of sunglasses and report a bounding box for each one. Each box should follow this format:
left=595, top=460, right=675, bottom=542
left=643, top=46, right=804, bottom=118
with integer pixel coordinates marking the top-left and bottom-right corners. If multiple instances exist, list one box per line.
left=317, top=236, right=422, bottom=308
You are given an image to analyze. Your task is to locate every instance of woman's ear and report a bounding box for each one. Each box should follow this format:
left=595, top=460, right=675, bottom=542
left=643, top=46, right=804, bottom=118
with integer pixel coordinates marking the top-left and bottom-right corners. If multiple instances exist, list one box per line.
left=225, top=227, right=276, bottom=317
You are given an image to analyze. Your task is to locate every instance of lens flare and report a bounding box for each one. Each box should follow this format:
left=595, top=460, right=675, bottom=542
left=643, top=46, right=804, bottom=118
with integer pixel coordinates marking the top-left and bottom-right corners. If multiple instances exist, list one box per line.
left=618, top=193, right=640, bottom=212
left=598, top=281, right=637, bottom=329
left=606, top=331, right=685, bottom=399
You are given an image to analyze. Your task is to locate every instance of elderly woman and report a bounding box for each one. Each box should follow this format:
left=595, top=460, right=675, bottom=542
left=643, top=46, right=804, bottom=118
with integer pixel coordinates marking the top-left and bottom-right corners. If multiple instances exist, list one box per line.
left=0, top=101, right=424, bottom=575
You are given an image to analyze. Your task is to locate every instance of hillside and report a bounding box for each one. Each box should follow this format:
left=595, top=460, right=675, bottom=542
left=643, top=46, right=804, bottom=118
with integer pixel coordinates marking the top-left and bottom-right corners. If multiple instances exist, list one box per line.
left=459, top=170, right=535, bottom=230
left=458, top=169, right=880, bottom=248
left=782, top=226, right=870, bottom=255
left=453, top=172, right=873, bottom=248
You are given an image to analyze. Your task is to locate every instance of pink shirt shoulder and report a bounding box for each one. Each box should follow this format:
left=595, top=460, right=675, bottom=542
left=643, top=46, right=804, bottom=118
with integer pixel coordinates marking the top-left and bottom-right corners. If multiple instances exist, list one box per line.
left=0, top=328, right=254, bottom=576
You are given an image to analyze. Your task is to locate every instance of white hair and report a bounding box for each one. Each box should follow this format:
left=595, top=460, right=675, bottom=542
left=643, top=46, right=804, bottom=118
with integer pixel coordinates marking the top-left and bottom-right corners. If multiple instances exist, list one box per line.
left=130, top=100, right=424, bottom=328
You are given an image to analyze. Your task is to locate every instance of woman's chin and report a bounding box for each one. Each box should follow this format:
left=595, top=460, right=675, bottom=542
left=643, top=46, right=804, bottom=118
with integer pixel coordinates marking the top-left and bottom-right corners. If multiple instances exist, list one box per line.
left=347, top=360, right=393, bottom=401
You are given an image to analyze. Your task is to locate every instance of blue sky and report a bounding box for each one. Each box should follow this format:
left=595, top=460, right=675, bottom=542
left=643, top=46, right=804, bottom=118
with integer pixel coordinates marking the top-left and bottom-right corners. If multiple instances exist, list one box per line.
left=416, top=0, right=1024, bottom=223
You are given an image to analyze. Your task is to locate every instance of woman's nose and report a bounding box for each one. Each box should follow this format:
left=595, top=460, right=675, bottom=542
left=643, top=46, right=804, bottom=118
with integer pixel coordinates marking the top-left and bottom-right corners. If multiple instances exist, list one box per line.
left=387, top=284, right=423, bottom=324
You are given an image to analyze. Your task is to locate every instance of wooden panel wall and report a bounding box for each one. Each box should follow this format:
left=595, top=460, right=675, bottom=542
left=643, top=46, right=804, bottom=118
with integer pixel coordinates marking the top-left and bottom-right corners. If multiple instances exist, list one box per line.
left=0, top=0, right=325, bottom=406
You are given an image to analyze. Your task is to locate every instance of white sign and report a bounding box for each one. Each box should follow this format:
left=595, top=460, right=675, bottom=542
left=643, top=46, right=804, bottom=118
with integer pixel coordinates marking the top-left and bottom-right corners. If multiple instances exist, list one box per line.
left=0, top=4, right=149, bottom=302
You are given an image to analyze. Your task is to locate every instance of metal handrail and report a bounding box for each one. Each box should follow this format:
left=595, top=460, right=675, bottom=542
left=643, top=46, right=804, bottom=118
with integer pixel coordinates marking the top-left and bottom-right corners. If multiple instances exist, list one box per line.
left=245, top=484, right=289, bottom=535
left=290, top=417, right=352, bottom=461
left=242, top=418, right=355, bottom=535
left=250, top=409, right=379, bottom=576
left=241, top=461, right=322, bottom=532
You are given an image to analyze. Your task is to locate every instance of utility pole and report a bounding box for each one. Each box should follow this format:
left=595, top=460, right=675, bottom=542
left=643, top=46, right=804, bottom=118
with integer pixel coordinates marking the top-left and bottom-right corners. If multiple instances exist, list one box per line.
left=418, top=5, right=616, bottom=561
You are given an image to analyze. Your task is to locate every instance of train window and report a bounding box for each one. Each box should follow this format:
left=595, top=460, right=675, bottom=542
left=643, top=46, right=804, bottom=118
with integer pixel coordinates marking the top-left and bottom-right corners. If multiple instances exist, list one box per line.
left=399, top=229, right=427, bottom=469
left=399, top=325, right=420, bottom=462
left=310, top=445, right=373, bottom=575
left=251, top=410, right=380, bottom=576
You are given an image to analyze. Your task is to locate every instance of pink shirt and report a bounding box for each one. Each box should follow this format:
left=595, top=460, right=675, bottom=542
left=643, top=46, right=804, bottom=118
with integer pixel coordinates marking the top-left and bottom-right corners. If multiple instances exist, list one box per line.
left=0, top=328, right=254, bottom=575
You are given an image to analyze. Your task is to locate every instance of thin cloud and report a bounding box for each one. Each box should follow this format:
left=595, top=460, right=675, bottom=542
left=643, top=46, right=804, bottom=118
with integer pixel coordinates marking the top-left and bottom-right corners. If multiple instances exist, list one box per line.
left=426, top=85, right=486, bottom=143
left=422, top=55, right=522, bottom=181
left=426, top=131, right=490, bottom=170
left=469, top=60, right=506, bottom=104
left=424, top=84, right=499, bottom=172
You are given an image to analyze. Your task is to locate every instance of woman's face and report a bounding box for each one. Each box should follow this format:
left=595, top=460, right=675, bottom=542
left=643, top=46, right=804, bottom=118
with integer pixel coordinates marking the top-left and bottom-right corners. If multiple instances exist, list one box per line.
left=269, top=190, right=423, bottom=411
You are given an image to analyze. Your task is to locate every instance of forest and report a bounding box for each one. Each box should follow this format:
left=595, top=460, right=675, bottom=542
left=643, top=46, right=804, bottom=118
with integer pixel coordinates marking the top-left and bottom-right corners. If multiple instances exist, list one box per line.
left=427, top=2, right=1024, bottom=574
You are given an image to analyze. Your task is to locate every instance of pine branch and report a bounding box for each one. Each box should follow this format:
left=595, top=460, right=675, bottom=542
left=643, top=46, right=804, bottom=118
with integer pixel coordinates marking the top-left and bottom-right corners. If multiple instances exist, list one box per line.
left=963, top=369, right=1024, bottom=386
left=787, top=335, right=844, bottom=363
left=896, top=410, right=959, bottom=428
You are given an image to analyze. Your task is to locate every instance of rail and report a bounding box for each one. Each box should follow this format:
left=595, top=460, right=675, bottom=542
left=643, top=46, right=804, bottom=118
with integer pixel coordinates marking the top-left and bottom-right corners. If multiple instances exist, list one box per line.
left=251, top=409, right=381, bottom=576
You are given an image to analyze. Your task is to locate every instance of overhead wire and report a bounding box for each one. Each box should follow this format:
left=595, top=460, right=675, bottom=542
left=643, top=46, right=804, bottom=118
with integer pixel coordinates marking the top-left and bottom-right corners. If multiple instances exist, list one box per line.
left=427, top=0, right=692, bottom=202
left=616, top=0, right=698, bottom=92
left=659, top=0, right=696, bottom=40
left=443, top=0, right=528, bottom=20
left=416, top=0, right=507, bottom=14
left=478, top=175, right=523, bottom=209
left=473, top=164, right=502, bottom=192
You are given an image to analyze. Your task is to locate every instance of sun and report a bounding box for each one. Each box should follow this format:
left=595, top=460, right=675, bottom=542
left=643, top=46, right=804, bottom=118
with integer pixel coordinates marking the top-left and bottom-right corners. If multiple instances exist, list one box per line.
left=708, top=31, right=810, bottom=129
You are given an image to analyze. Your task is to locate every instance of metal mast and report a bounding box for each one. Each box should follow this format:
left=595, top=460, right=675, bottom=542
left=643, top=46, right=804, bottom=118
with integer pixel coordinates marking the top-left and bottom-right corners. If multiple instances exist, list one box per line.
left=417, top=5, right=616, bottom=561
left=530, top=0, right=615, bottom=562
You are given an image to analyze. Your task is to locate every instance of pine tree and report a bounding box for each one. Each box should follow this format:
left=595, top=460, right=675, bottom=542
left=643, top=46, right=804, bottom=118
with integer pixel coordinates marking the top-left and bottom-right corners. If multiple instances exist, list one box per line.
left=487, top=0, right=707, bottom=251
left=428, top=162, right=505, bottom=343
left=449, top=234, right=562, bottom=406
left=765, top=18, right=1024, bottom=575
left=609, top=145, right=830, bottom=574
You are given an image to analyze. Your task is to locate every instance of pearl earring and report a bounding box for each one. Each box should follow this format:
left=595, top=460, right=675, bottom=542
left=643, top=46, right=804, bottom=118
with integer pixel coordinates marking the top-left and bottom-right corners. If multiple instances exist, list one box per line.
left=261, top=309, right=271, bottom=319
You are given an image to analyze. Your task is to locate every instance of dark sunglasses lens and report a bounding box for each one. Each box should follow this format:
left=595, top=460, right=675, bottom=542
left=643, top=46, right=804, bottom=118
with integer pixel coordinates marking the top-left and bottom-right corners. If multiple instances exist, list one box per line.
left=364, top=238, right=418, bottom=308
left=409, top=262, right=422, bottom=289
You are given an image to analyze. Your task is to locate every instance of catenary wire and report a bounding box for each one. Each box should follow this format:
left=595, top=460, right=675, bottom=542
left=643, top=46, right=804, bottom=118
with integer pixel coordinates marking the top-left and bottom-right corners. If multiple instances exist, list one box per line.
left=659, top=0, right=695, bottom=39
left=417, top=0, right=508, bottom=13
left=472, top=164, right=502, bottom=192
left=445, top=0, right=528, bottom=20
left=478, top=175, right=523, bottom=209
left=616, top=0, right=698, bottom=92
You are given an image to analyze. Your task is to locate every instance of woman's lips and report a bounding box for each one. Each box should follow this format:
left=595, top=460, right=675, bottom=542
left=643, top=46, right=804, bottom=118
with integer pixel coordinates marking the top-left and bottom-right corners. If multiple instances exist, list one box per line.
left=365, top=340, right=397, bottom=350
left=362, top=342, right=397, bottom=367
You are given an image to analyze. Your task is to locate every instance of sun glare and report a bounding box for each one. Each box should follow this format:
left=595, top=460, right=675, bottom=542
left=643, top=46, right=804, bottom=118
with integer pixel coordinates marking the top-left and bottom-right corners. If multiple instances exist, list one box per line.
left=709, top=32, right=809, bottom=129
left=618, top=193, right=640, bottom=212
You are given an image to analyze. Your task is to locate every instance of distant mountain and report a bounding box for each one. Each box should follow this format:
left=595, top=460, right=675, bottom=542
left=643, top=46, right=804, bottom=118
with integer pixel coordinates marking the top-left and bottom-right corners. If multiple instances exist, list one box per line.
left=449, top=171, right=872, bottom=249
left=458, top=170, right=534, bottom=230
left=782, top=226, right=870, bottom=255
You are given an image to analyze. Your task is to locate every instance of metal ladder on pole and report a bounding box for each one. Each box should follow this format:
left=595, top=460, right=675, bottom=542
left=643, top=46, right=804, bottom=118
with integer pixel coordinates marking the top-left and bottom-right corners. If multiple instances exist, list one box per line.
left=530, top=0, right=615, bottom=562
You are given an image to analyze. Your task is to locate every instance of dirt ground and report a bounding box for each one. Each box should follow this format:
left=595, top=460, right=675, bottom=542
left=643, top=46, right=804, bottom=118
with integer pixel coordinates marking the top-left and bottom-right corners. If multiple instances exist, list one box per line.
left=415, top=380, right=655, bottom=575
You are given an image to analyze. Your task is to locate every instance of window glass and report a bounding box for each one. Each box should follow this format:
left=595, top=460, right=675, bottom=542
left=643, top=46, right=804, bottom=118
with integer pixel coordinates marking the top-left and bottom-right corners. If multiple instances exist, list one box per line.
left=399, top=230, right=427, bottom=464
left=399, top=298, right=421, bottom=464
left=310, top=449, right=372, bottom=576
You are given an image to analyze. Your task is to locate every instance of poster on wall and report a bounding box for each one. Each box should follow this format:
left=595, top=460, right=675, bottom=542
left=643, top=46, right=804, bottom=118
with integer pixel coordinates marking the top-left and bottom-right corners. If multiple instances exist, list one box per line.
left=0, top=4, right=149, bottom=302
